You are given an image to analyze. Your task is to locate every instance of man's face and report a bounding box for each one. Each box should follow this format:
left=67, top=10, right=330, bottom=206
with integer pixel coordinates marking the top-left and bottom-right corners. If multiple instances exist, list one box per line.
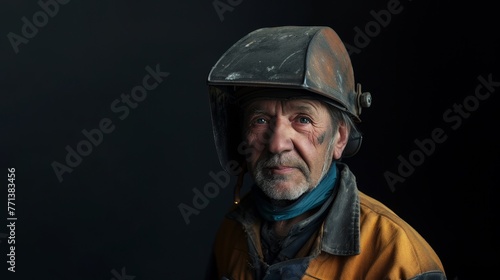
left=242, top=98, right=344, bottom=201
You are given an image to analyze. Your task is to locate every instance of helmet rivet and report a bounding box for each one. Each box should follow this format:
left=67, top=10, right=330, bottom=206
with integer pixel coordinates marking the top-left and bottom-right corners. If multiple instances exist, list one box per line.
left=360, top=92, right=372, bottom=108
left=356, top=83, right=372, bottom=116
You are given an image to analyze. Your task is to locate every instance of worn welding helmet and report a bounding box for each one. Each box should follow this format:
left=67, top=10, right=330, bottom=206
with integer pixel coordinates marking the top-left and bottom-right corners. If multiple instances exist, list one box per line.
left=207, top=26, right=372, bottom=175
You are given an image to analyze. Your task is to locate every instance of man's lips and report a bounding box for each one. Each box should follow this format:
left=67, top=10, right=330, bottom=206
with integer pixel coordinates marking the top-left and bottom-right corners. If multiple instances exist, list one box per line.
left=266, top=166, right=296, bottom=174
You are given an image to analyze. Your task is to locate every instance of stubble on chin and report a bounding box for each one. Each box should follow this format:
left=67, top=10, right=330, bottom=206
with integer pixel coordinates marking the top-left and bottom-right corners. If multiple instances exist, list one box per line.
left=253, top=136, right=336, bottom=201
left=253, top=155, right=311, bottom=201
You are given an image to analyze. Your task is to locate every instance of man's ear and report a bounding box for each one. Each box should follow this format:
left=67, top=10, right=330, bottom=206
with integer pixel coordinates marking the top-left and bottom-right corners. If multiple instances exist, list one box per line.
left=332, top=124, right=349, bottom=160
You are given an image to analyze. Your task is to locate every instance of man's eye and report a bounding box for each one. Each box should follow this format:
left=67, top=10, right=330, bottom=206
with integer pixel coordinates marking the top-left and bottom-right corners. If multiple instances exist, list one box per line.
left=298, top=117, right=311, bottom=124
left=254, top=118, right=267, bottom=124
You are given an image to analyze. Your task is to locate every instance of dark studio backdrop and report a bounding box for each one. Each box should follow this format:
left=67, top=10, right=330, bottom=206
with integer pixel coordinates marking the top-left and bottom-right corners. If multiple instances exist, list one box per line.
left=1, top=0, right=498, bottom=279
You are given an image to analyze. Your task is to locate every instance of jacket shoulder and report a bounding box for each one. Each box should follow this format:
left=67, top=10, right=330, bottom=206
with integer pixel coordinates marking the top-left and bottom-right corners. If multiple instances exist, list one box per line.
left=358, top=191, right=446, bottom=277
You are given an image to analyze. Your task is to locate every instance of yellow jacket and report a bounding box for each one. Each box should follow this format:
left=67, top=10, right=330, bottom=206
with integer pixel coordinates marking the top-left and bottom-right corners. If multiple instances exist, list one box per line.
left=209, top=163, right=446, bottom=280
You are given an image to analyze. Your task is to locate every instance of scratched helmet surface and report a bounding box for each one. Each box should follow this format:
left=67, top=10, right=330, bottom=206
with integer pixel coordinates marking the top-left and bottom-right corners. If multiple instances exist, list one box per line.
left=207, top=26, right=372, bottom=172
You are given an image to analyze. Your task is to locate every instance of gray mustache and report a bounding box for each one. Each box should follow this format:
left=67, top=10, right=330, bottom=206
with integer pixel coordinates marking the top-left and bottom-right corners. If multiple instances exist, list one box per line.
left=256, top=154, right=309, bottom=176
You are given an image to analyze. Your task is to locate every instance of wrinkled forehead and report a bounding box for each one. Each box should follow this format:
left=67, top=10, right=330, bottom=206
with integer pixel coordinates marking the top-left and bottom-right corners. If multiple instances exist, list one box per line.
left=242, top=98, right=328, bottom=117
left=237, top=88, right=330, bottom=111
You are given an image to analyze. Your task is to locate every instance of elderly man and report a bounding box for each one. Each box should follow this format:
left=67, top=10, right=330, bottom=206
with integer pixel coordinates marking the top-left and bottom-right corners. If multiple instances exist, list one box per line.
left=205, top=26, right=446, bottom=280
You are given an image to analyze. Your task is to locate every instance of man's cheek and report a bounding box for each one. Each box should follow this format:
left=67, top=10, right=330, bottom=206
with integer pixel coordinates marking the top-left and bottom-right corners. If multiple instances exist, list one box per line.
left=247, top=137, right=267, bottom=153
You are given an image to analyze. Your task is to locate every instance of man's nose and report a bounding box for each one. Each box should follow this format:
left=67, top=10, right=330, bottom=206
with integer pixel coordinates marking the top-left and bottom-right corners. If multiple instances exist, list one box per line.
left=267, top=118, right=293, bottom=154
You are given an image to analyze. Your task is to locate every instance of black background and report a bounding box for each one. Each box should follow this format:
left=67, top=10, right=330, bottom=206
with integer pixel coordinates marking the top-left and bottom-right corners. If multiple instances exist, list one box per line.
left=1, top=0, right=498, bottom=279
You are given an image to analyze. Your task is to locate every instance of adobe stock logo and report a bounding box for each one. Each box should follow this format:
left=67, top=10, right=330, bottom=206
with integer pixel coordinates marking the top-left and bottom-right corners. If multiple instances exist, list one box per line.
left=344, top=0, right=408, bottom=56
left=178, top=161, right=242, bottom=225
left=178, top=128, right=277, bottom=225
left=110, top=267, right=135, bottom=280
left=385, top=74, right=499, bottom=191
left=7, top=0, right=71, bottom=54
left=212, top=0, right=243, bottom=22
left=51, top=64, right=169, bottom=183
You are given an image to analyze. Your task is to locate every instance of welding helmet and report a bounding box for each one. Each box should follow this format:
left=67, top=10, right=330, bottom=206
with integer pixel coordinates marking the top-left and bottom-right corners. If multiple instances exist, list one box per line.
left=207, top=26, right=372, bottom=175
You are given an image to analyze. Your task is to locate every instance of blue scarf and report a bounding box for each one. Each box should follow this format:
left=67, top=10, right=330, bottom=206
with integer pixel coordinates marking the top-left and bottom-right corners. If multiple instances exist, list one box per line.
left=254, top=162, right=337, bottom=221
